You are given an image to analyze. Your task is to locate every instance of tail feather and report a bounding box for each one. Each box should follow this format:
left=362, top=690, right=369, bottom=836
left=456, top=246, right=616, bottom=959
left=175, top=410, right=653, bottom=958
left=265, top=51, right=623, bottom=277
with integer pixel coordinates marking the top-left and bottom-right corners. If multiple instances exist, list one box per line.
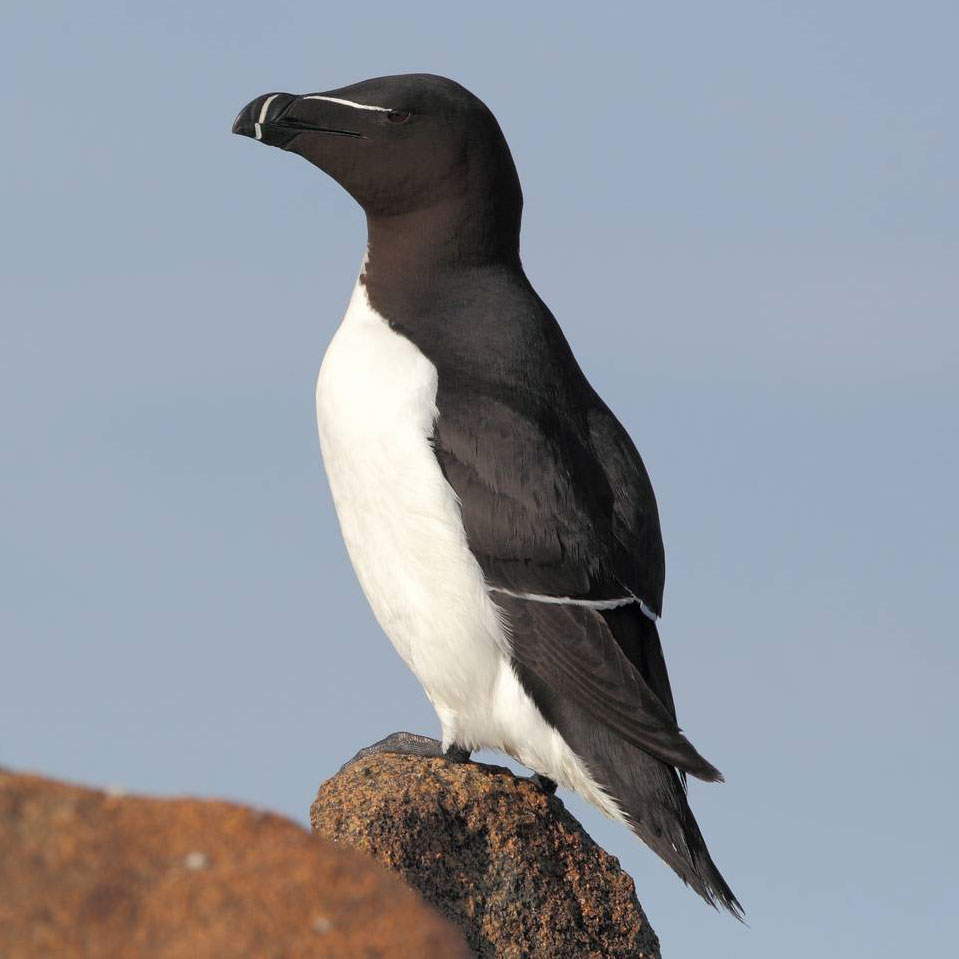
left=598, top=608, right=742, bottom=915
left=506, top=599, right=742, bottom=914
left=514, top=605, right=743, bottom=916
left=568, top=716, right=743, bottom=917
left=622, top=753, right=743, bottom=917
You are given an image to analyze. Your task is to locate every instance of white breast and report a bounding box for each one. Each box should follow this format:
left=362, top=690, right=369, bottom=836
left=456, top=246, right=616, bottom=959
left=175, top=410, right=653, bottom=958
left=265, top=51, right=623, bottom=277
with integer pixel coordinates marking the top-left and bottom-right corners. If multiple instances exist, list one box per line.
left=314, top=276, right=626, bottom=825
left=315, top=278, right=508, bottom=732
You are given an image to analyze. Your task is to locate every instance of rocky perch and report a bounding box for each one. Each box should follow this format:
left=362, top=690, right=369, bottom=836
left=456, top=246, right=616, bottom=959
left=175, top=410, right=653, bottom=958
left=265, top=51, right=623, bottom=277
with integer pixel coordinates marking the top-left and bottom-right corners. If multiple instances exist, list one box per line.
left=0, top=767, right=468, bottom=959
left=312, top=753, right=661, bottom=959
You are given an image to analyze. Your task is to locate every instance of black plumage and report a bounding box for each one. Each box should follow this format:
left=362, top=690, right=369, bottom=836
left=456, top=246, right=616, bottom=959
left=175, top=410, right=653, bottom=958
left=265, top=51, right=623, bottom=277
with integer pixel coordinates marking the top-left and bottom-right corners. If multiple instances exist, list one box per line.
left=234, top=73, right=741, bottom=917
left=373, top=250, right=741, bottom=915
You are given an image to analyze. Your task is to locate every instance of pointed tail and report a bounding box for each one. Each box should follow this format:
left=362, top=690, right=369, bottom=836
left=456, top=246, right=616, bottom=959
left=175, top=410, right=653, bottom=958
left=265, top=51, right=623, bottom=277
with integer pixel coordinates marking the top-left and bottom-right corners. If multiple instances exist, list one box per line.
left=572, top=718, right=743, bottom=917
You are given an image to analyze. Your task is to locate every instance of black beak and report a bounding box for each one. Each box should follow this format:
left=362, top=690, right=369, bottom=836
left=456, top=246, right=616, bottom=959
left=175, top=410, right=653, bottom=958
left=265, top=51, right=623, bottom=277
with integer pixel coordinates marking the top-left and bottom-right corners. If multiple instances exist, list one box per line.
left=232, top=92, right=302, bottom=147
left=233, top=92, right=367, bottom=148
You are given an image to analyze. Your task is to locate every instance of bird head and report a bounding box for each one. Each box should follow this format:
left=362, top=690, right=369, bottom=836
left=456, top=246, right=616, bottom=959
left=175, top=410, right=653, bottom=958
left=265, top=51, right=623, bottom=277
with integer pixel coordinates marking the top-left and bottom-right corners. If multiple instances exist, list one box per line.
left=232, top=73, right=521, bottom=221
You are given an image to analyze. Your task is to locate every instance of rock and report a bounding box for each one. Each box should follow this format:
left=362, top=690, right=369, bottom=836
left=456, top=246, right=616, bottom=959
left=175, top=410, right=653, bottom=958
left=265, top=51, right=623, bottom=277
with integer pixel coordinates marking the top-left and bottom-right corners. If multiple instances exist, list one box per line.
left=0, top=767, right=469, bottom=959
left=311, top=754, right=661, bottom=959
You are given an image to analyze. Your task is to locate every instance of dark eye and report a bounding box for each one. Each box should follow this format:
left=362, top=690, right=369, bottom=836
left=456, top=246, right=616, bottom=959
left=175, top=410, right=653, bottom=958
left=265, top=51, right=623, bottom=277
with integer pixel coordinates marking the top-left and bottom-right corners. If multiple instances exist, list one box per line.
left=386, top=110, right=411, bottom=124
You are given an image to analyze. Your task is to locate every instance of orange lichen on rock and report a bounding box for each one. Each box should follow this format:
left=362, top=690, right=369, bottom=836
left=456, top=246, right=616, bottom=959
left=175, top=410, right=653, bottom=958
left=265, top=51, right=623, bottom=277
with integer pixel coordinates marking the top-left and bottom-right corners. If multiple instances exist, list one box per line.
left=0, top=767, right=468, bottom=959
left=311, top=754, right=660, bottom=959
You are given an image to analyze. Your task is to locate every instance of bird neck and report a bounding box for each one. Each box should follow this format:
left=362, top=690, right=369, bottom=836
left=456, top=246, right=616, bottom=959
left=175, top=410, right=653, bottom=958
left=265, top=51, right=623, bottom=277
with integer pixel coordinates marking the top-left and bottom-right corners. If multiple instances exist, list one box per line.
left=364, top=192, right=522, bottom=282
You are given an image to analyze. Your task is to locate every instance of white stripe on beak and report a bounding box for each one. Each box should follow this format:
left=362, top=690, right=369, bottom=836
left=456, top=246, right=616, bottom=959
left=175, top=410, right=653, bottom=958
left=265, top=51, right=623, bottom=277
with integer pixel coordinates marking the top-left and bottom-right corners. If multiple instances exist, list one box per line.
left=254, top=93, right=280, bottom=141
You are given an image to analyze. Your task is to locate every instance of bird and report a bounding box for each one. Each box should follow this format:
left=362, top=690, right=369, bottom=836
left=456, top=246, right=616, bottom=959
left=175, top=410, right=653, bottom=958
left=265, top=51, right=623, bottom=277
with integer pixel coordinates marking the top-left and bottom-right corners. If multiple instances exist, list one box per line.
left=233, top=73, right=741, bottom=916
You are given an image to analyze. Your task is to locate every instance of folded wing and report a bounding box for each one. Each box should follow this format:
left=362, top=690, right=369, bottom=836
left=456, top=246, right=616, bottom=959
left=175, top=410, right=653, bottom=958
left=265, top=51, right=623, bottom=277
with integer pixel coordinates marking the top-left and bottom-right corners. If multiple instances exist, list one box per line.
left=432, top=381, right=721, bottom=781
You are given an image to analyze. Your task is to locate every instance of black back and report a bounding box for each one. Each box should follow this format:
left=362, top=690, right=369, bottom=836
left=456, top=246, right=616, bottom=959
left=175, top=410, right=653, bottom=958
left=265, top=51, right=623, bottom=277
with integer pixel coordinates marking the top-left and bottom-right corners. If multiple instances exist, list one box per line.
left=235, top=73, right=740, bottom=915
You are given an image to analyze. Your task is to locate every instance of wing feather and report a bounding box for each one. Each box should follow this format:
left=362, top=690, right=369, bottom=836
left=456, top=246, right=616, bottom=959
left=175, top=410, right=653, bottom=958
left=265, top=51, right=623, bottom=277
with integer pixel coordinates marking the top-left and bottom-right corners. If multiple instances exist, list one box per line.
left=497, top=594, right=722, bottom=781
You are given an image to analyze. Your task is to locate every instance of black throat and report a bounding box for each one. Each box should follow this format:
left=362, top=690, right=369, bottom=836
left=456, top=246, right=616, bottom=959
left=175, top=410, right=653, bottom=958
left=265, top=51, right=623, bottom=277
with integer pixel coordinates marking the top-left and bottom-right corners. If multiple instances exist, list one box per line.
left=362, top=143, right=525, bottom=320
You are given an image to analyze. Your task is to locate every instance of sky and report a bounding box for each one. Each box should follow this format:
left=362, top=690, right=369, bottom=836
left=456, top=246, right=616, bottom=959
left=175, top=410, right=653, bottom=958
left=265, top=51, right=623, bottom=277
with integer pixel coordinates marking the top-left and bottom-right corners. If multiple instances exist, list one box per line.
left=2, top=1, right=957, bottom=955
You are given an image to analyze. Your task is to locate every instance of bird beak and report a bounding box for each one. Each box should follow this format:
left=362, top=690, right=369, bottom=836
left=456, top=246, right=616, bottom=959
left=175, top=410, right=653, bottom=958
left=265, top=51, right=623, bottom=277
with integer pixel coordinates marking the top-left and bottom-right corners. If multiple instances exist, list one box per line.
left=232, top=92, right=367, bottom=149
left=232, top=93, right=302, bottom=148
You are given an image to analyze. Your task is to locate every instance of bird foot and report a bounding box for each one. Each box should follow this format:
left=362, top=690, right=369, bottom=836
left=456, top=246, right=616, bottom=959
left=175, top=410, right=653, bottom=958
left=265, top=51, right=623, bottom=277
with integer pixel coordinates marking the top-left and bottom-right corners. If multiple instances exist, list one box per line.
left=340, top=731, right=471, bottom=773
left=529, top=772, right=558, bottom=794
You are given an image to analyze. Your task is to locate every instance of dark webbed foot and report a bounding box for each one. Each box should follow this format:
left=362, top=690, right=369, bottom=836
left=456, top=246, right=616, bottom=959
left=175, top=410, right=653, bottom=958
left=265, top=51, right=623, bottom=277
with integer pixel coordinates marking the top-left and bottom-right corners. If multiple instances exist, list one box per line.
left=341, top=731, right=471, bottom=772
left=529, top=773, right=558, bottom=794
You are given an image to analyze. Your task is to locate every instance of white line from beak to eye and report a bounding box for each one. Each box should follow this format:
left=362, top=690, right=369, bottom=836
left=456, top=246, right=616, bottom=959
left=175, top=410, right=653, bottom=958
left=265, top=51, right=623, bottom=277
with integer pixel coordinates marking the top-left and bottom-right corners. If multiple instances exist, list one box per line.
left=302, top=95, right=392, bottom=113
left=254, top=93, right=280, bottom=141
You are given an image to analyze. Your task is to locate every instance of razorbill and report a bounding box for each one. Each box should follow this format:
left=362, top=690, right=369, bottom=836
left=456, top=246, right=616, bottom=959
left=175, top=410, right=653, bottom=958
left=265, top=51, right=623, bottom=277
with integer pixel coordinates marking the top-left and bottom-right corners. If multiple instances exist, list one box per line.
left=233, top=74, right=741, bottom=916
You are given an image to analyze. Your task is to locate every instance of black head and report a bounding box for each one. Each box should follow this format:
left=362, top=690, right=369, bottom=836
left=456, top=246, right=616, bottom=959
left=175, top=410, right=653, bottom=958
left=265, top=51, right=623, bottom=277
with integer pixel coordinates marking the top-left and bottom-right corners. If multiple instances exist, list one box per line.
left=233, top=74, right=522, bottom=223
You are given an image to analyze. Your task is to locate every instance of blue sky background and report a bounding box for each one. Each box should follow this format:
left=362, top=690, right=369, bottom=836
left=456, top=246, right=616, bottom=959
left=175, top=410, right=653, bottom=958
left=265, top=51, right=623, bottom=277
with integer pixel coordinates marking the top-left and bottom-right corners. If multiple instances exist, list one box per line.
left=3, top=2, right=957, bottom=955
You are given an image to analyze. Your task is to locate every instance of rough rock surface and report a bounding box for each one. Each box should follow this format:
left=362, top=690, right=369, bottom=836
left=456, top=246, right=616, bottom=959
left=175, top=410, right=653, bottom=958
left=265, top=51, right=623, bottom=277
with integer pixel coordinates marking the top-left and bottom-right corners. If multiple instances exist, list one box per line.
left=311, top=754, right=661, bottom=959
left=0, top=767, right=468, bottom=959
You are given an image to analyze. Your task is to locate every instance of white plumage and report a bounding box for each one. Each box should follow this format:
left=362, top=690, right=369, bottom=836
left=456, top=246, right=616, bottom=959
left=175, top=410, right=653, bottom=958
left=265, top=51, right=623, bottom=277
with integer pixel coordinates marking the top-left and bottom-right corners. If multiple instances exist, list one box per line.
left=315, top=272, right=624, bottom=823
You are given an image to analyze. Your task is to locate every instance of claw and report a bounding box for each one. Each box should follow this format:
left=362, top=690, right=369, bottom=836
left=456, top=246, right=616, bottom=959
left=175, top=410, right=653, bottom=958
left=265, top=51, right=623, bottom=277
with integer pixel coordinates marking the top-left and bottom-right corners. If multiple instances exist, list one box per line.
left=529, top=773, right=558, bottom=794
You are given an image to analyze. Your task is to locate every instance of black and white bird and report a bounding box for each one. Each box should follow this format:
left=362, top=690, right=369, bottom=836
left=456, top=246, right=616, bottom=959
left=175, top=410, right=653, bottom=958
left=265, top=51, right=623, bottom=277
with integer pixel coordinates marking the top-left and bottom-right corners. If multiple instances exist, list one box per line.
left=234, top=74, right=741, bottom=916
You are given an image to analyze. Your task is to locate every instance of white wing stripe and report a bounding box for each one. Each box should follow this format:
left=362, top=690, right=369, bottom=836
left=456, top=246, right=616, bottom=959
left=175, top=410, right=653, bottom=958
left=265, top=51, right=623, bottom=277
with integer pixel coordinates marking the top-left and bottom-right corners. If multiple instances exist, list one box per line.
left=488, top=586, right=659, bottom=620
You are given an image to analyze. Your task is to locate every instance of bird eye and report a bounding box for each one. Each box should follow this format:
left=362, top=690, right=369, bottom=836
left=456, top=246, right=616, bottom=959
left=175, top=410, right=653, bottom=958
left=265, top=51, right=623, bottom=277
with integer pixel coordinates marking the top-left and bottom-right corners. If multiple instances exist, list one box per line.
left=386, top=110, right=411, bottom=124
